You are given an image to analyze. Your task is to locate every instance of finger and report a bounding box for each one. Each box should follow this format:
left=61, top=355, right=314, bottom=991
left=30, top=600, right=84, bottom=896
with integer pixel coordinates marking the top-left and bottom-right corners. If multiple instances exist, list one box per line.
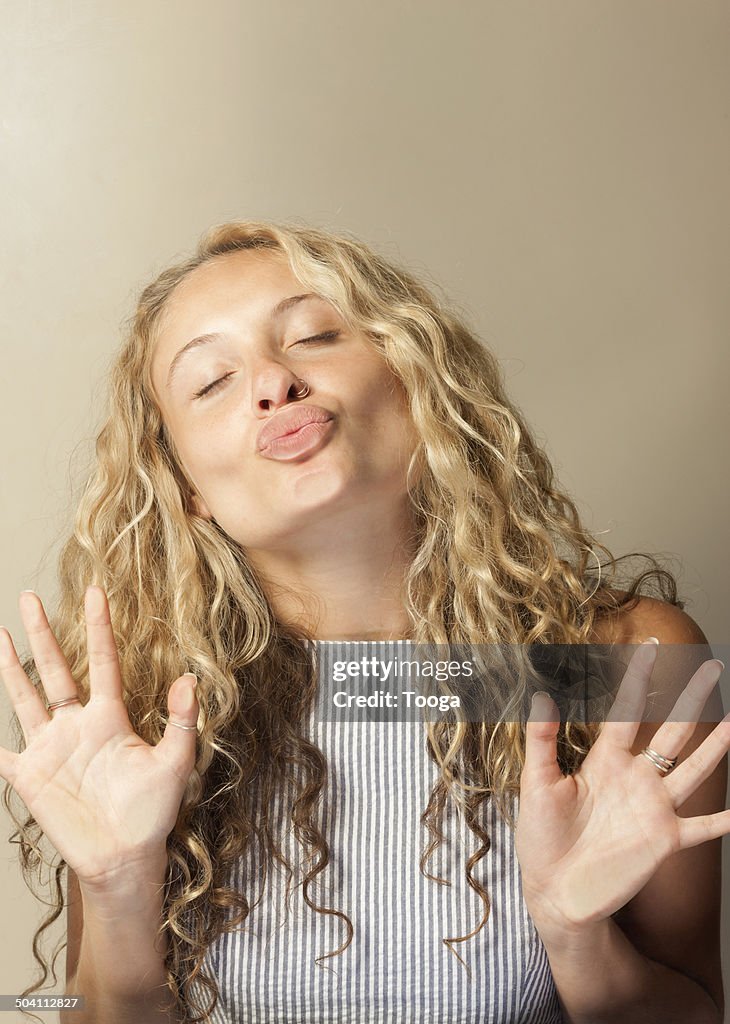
left=154, top=674, right=199, bottom=778
left=0, top=623, right=51, bottom=740
left=18, top=590, right=79, bottom=712
left=676, top=804, right=730, bottom=849
left=84, top=586, right=124, bottom=703
left=664, top=712, right=730, bottom=809
left=640, top=659, right=725, bottom=771
left=522, top=691, right=563, bottom=788
left=602, top=639, right=658, bottom=749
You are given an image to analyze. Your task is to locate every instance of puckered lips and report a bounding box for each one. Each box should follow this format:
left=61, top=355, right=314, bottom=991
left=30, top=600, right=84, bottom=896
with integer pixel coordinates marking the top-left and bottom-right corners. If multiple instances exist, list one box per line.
left=256, top=405, right=335, bottom=461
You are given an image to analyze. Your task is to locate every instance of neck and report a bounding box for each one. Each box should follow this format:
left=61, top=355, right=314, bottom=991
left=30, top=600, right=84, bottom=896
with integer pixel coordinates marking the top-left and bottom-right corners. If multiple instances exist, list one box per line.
left=247, top=499, right=417, bottom=641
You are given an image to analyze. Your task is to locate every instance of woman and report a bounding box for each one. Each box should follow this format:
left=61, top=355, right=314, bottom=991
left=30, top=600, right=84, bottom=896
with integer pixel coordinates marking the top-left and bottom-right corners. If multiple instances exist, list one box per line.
left=0, top=221, right=727, bottom=1023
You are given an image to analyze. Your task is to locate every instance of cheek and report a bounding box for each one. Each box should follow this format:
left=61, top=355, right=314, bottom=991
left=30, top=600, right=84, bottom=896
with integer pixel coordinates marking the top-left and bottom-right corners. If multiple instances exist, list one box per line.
left=177, top=414, right=249, bottom=481
left=359, top=360, right=409, bottom=412
left=364, top=380, right=418, bottom=456
left=377, top=378, right=414, bottom=431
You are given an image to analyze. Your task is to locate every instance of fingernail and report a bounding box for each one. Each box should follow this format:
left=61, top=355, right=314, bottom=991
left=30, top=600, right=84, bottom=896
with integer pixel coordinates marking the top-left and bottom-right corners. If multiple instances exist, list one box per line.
left=182, top=674, right=198, bottom=709
left=85, top=586, right=106, bottom=614
left=643, top=637, right=659, bottom=645
left=531, top=690, right=551, bottom=712
left=19, top=591, right=38, bottom=610
left=714, top=660, right=725, bottom=672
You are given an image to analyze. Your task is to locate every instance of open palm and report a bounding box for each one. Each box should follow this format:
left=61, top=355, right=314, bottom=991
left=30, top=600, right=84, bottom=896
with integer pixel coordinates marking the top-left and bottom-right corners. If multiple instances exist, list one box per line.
left=515, top=639, right=729, bottom=930
left=0, top=586, right=199, bottom=890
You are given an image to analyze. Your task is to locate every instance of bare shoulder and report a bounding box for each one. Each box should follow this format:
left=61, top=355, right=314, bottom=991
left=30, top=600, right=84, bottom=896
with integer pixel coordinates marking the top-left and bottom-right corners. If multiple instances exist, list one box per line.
left=589, top=587, right=709, bottom=646
left=590, top=588, right=723, bottom=721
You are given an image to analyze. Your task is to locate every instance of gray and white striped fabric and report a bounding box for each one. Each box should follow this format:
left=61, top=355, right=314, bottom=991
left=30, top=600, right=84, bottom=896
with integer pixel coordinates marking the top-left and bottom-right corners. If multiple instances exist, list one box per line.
left=189, top=640, right=563, bottom=1023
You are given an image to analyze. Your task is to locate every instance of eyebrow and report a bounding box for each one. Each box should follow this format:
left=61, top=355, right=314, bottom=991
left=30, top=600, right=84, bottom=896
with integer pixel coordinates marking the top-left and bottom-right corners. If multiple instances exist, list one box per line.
left=165, top=292, right=320, bottom=390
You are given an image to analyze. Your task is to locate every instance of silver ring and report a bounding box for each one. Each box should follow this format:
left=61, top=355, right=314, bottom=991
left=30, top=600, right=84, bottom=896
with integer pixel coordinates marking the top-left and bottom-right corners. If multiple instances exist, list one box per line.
left=640, top=746, right=678, bottom=774
left=162, top=718, right=198, bottom=732
left=293, top=378, right=310, bottom=398
left=47, top=696, right=82, bottom=712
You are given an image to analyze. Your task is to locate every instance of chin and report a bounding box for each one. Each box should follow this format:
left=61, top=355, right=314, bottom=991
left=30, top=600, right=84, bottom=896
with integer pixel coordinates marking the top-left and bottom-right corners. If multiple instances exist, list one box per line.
left=289, top=460, right=354, bottom=504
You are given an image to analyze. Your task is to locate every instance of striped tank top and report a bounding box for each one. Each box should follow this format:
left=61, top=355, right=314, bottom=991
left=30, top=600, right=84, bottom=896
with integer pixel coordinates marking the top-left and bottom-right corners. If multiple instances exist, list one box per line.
left=189, top=640, right=563, bottom=1023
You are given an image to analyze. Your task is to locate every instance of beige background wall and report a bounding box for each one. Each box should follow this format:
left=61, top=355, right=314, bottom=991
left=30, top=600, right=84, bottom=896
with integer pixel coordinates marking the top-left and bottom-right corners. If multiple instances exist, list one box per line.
left=1, top=1, right=728, bottom=1019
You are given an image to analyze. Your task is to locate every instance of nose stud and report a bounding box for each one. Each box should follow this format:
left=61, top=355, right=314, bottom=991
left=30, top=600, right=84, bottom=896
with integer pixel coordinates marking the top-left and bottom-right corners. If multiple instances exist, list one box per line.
left=292, top=378, right=310, bottom=399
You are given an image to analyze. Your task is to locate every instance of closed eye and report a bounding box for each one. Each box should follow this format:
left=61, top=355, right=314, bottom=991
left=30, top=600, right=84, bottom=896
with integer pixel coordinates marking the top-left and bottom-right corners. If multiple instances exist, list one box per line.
left=193, top=331, right=340, bottom=400
left=194, top=372, right=236, bottom=399
left=293, top=330, right=340, bottom=347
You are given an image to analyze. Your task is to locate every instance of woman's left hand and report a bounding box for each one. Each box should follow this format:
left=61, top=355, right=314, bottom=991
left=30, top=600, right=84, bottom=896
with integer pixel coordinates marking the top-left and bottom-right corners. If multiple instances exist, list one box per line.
left=514, top=639, right=729, bottom=933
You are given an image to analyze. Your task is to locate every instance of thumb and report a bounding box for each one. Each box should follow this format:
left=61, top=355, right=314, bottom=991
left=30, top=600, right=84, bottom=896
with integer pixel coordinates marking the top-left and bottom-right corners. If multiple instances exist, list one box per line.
left=157, top=673, right=199, bottom=762
left=522, top=690, right=562, bottom=787
left=169, top=673, right=199, bottom=722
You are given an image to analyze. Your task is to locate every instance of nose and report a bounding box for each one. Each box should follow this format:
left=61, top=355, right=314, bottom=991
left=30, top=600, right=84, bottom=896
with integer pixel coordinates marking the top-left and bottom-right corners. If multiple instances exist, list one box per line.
left=254, top=363, right=309, bottom=412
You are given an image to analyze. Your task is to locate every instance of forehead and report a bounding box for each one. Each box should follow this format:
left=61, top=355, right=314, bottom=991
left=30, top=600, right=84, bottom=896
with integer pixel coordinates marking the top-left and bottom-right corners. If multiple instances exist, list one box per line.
left=159, top=249, right=299, bottom=335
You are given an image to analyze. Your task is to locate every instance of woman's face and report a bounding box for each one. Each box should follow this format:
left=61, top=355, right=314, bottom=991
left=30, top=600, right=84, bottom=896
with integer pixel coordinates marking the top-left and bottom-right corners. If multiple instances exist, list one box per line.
left=150, top=249, right=420, bottom=553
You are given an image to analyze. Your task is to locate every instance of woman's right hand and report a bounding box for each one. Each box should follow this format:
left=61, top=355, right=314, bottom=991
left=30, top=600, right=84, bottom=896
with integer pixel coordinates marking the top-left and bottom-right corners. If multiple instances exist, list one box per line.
left=0, top=585, right=199, bottom=892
